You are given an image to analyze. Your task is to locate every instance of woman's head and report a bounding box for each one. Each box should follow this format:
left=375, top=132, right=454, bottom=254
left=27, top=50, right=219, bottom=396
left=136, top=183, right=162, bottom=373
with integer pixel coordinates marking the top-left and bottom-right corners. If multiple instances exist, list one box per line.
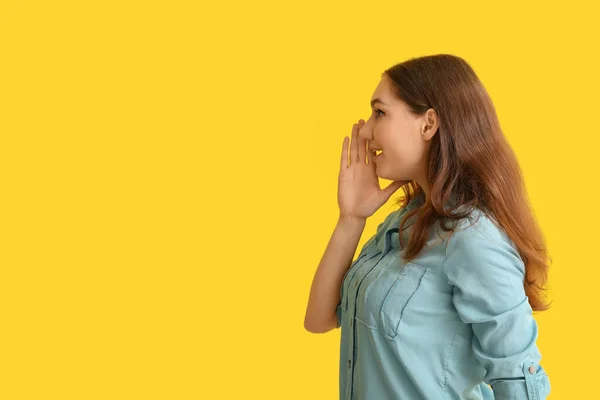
left=374, top=54, right=551, bottom=312
left=358, top=74, right=439, bottom=194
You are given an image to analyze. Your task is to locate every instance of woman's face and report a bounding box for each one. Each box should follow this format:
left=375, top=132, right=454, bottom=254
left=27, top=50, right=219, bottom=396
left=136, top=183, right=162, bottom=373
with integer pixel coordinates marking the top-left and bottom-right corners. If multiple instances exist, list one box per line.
left=359, top=75, right=437, bottom=183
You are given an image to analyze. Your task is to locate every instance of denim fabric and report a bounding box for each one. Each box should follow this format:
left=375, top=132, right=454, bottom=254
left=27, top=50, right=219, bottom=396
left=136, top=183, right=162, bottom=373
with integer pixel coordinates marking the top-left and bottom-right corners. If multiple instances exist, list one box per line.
left=336, top=192, right=550, bottom=399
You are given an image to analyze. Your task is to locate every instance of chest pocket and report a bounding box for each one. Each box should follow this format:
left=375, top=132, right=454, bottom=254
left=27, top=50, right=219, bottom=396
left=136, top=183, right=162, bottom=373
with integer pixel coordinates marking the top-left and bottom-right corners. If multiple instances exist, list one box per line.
left=378, top=262, right=427, bottom=340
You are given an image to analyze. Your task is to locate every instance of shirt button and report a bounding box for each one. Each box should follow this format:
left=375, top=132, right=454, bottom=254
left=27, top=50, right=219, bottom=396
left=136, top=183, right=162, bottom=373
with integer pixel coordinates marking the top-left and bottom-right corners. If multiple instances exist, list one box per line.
left=528, top=366, right=536, bottom=374
left=348, top=360, right=351, bottom=368
left=350, top=320, right=353, bottom=327
left=354, top=281, right=358, bottom=287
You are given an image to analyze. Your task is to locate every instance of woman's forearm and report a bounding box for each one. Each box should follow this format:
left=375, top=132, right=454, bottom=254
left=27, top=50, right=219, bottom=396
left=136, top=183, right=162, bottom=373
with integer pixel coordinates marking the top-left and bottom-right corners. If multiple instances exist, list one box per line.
left=304, top=214, right=367, bottom=333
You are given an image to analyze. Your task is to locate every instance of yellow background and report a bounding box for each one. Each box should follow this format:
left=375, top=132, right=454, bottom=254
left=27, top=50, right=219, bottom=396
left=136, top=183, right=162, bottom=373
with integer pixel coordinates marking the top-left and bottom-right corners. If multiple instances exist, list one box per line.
left=1, top=0, right=598, bottom=398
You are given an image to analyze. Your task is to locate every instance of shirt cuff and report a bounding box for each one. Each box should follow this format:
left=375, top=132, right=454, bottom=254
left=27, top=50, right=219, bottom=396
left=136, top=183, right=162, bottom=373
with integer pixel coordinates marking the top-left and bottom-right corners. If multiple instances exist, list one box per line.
left=491, top=379, right=528, bottom=400
left=491, top=361, right=551, bottom=400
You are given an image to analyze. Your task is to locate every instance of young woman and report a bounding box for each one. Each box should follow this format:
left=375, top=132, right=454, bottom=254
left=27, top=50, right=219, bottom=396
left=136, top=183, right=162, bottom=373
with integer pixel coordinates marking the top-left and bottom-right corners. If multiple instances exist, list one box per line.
left=304, top=54, right=551, bottom=400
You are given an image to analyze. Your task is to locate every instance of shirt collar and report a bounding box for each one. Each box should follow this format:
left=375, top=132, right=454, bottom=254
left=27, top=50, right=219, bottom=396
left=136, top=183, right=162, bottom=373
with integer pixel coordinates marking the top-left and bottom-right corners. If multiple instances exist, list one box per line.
left=374, top=190, right=464, bottom=253
left=375, top=191, right=426, bottom=253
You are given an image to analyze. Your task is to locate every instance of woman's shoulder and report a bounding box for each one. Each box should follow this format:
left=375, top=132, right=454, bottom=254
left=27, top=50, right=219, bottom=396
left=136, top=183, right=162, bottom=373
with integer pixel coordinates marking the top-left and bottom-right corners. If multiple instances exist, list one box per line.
left=443, top=207, right=524, bottom=278
left=450, top=207, right=511, bottom=247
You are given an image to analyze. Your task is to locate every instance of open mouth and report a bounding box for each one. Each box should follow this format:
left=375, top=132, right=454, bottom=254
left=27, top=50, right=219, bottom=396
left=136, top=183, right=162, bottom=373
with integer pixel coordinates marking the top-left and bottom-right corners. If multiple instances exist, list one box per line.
left=372, top=150, right=383, bottom=162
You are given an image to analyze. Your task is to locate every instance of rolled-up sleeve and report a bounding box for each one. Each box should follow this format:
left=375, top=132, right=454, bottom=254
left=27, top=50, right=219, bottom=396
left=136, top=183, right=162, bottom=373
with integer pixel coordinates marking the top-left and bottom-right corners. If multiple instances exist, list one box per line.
left=442, top=217, right=551, bottom=400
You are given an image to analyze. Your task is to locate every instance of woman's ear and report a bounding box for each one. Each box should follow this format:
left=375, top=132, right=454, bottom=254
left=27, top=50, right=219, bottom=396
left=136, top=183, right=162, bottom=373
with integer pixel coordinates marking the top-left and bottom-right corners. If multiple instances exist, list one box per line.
left=421, top=108, right=439, bottom=140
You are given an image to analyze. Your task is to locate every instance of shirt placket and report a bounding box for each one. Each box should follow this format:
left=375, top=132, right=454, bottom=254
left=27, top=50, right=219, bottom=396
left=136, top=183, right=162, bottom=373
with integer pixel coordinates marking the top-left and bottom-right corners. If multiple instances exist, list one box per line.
left=345, top=229, right=396, bottom=400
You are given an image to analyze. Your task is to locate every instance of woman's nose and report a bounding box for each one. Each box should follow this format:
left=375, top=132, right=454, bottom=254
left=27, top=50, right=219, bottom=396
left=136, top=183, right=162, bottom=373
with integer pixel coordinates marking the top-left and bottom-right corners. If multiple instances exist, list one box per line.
left=358, top=120, right=370, bottom=139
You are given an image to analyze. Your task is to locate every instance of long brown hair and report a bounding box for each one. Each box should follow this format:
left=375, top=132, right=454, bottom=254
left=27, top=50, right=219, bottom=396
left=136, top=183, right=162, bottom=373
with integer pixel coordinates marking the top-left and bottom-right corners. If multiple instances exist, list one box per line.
left=385, top=54, right=551, bottom=312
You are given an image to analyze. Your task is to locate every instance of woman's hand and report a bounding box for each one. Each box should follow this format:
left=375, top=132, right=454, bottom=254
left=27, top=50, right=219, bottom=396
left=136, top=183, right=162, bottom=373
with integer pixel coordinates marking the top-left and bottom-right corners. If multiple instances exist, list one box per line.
left=337, top=119, right=409, bottom=220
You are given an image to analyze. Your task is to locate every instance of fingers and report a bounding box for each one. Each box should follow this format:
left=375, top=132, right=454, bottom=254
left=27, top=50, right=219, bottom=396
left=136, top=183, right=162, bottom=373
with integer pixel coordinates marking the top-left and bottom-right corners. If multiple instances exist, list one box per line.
left=357, top=120, right=366, bottom=163
left=352, top=122, right=359, bottom=163
left=343, top=120, right=367, bottom=169
left=367, top=139, right=377, bottom=166
left=340, top=136, right=349, bottom=170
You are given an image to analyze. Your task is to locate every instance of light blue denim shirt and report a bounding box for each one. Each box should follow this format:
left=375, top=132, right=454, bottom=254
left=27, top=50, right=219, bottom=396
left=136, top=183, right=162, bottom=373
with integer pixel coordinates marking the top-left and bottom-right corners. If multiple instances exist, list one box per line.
left=335, top=192, right=551, bottom=399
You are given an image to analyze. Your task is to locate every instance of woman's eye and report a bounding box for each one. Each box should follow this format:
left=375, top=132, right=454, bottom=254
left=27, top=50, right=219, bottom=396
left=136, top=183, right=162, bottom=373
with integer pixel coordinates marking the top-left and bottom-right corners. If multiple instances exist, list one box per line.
left=374, top=108, right=384, bottom=118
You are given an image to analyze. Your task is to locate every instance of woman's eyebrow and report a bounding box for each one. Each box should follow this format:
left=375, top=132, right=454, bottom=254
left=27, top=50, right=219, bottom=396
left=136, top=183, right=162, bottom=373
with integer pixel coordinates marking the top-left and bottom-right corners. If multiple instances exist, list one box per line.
left=370, top=98, right=387, bottom=108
